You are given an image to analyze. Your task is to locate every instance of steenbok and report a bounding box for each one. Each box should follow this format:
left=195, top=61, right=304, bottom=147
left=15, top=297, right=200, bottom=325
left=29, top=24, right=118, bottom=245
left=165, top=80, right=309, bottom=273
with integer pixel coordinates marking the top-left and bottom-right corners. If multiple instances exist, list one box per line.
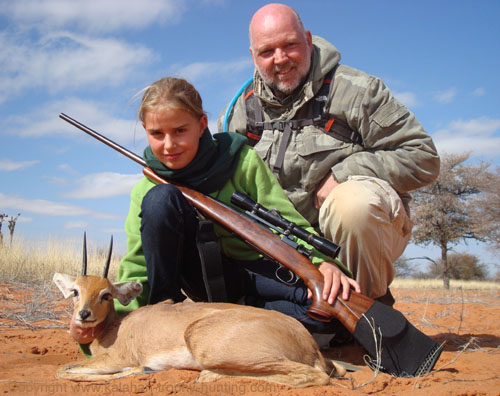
left=53, top=235, right=345, bottom=387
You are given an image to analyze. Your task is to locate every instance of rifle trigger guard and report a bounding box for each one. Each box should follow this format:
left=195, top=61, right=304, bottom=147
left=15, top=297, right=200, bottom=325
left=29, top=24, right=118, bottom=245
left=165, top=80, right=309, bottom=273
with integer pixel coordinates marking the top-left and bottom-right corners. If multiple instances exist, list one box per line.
left=275, top=263, right=298, bottom=286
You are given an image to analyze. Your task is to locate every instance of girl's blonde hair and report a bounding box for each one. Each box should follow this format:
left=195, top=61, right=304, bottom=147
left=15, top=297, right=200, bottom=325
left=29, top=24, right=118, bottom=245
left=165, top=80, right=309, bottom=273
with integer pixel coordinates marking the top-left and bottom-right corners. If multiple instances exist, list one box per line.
left=138, top=77, right=205, bottom=122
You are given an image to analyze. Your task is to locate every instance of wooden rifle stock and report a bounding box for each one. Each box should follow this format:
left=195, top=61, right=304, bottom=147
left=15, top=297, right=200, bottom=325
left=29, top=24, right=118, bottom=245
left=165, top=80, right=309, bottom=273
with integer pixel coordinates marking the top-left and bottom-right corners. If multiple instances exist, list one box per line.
left=142, top=167, right=373, bottom=334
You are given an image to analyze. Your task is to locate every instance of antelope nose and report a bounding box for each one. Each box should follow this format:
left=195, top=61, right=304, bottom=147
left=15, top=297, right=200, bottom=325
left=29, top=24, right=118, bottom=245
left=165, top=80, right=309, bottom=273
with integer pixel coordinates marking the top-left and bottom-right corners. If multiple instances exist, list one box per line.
left=79, top=309, right=91, bottom=320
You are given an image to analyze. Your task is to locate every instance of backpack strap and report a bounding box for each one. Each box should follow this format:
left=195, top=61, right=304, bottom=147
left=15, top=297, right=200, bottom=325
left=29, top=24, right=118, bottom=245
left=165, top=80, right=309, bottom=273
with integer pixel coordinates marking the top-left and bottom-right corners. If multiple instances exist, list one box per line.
left=244, top=66, right=363, bottom=153
left=272, top=123, right=292, bottom=174
left=243, top=85, right=264, bottom=147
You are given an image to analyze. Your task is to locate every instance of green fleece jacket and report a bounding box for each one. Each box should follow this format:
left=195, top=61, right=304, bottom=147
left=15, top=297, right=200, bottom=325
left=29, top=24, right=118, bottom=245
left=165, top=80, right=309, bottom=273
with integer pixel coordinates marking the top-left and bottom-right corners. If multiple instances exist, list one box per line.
left=115, top=145, right=348, bottom=315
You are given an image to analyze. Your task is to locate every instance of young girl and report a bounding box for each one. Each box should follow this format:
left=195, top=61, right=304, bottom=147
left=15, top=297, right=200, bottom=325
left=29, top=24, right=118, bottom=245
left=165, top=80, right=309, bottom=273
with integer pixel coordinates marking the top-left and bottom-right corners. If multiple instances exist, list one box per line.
left=116, top=77, right=359, bottom=334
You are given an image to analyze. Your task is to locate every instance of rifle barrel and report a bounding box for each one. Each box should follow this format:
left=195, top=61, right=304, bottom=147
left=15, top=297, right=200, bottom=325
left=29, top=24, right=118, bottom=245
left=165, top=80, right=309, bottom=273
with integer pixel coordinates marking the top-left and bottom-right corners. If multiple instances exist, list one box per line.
left=59, top=113, right=146, bottom=167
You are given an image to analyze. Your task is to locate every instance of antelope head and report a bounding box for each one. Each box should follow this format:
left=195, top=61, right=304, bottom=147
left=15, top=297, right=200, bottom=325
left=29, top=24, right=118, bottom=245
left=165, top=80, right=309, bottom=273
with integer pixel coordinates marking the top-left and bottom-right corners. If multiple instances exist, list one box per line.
left=53, top=233, right=142, bottom=343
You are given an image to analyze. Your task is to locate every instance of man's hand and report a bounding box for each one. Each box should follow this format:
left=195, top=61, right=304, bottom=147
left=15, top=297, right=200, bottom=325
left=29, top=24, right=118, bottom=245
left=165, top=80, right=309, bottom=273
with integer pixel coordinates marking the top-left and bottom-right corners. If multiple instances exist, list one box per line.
left=307, top=261, right=360, bottom=304
left=314, top=174, right=339, bottom=209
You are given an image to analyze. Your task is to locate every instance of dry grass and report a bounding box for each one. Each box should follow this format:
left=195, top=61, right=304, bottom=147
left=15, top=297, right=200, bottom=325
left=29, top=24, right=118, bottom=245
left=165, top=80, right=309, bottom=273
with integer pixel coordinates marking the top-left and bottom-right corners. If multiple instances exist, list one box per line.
left=0, top=281, right=70, bottom=329
left=2, top=235, right=498, bottom=291
left=0, top=235, right=120, bottom=283
left=392, top=277, right=499, bottom=290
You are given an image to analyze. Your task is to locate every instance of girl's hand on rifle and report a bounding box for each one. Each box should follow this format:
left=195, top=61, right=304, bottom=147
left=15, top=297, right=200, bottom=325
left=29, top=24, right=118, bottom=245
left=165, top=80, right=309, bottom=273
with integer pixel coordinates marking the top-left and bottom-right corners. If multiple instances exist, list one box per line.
left=308, top=262, right=361, bottom=304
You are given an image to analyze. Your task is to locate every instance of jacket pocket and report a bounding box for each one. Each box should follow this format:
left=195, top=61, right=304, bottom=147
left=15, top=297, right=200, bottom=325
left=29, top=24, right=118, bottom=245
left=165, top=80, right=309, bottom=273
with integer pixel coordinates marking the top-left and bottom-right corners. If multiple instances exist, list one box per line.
left=252, top=131, right=274, bottom=161
left=296, top=129, right=349, bottom=157
left=371, top=99, right=409, bottom=128
left=296, top=130, right=350, bottom=190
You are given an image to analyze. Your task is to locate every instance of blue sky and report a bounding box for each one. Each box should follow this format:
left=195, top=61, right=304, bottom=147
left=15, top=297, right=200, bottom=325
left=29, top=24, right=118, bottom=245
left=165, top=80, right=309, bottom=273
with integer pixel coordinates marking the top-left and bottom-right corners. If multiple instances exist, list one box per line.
left=1, top=1, right=499, bottom=274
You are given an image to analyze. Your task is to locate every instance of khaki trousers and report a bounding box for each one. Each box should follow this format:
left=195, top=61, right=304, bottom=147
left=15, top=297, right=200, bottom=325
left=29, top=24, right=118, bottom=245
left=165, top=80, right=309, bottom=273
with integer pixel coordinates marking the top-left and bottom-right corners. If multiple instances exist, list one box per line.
left=318, top=176, right=413, bottom=299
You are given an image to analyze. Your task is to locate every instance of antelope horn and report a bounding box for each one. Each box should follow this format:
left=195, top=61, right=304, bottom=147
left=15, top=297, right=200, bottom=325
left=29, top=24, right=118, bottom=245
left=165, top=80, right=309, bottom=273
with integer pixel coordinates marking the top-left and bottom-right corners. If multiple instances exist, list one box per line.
left=103, top=235, right=113, bottom=278
left=82, top=232, right=87, bottom=276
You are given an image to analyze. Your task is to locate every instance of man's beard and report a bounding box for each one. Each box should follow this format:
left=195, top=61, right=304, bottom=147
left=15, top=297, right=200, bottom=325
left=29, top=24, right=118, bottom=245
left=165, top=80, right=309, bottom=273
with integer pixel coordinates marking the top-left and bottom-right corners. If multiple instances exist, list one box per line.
left=259, top=60, right=310, bottom=98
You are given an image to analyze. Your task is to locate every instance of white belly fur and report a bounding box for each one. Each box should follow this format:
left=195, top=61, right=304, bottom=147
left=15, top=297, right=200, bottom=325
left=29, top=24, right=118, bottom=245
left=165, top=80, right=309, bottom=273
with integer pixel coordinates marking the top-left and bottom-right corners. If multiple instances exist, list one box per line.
left=144, top=347, right=203, bottom=371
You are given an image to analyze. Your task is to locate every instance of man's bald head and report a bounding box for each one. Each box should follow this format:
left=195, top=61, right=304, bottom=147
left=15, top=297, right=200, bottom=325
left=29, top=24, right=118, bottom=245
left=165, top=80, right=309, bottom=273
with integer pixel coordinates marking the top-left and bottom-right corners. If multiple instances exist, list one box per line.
left=249, top=3, right=306, bottom=48
left=248, top=4, right=313, bottom=98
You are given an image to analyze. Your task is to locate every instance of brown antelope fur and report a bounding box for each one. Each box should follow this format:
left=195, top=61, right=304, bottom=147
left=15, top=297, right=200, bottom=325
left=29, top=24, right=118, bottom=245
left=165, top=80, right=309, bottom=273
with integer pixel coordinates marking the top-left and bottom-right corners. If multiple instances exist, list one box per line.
left=53, top=271, right=346, bottom=387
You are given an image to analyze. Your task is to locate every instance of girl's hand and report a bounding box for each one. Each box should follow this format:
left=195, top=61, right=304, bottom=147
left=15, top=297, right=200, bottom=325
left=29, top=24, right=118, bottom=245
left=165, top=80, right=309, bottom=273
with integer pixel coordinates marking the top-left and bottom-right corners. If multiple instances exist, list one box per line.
left=307, top=261, right=361, bottom=304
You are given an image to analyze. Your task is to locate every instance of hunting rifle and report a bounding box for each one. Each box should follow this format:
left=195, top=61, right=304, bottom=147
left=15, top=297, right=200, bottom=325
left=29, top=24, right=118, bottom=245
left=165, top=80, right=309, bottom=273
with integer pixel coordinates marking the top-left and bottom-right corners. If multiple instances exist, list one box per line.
left=59, top=113, right=442, bottom=377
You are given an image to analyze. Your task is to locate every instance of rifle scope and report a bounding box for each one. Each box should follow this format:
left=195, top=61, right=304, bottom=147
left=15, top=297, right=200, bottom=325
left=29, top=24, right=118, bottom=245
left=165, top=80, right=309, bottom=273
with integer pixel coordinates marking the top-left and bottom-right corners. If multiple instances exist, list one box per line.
left=231, top=192, right=341, bottom=259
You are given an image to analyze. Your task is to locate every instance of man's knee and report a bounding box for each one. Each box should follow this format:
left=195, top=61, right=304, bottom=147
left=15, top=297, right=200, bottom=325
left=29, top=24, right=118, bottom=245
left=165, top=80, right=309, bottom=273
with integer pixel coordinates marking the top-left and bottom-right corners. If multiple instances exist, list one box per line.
left=318, top=177, right=411, bottom=298
left=319, top=178, right=387, bottom=234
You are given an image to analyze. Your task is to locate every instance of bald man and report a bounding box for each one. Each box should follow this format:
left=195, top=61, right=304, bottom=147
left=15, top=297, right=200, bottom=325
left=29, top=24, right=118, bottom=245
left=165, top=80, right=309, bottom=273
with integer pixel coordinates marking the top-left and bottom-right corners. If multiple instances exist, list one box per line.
left=219, top=3, right=439, bottom=303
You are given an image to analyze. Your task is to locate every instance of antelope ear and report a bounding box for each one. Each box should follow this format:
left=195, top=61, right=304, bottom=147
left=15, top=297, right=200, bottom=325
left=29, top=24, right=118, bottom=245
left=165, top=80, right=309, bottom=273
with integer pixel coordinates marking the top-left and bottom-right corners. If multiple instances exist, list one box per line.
left=113, top=281, right=143, bottom=306
left=53, top=273, right=77, bottom=299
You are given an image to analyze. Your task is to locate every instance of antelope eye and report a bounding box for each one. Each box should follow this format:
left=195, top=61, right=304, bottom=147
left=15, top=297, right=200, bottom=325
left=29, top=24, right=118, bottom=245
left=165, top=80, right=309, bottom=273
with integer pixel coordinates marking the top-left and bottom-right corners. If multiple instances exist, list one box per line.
left=71, top=289, right=79, bottom=298
left=101, top=293, right=112, bottom=302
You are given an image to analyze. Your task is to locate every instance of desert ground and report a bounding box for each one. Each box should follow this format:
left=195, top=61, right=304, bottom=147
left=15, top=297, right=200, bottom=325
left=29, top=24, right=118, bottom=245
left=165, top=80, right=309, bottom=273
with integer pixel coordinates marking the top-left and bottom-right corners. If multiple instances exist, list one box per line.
left=0, top=281, right=498, bottom=396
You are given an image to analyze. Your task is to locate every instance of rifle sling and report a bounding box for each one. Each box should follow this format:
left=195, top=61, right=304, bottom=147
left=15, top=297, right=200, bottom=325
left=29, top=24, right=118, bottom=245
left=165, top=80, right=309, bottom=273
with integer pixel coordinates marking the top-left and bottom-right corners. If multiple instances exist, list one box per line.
left=196, top=219, right=227, bottom=302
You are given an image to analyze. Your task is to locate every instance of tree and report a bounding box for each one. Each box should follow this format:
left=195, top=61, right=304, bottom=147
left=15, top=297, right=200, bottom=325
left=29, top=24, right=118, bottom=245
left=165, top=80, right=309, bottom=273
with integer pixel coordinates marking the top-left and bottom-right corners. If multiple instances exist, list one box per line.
left=475, top=166, right=500, bottom=252
left=427, top=252, right=487, bottom=280
left=393, top=255, right=415, bottom=278
left=410, top=152, right=491, bottom=289
left=0, top=213, right=6, bottom=245
left=449, top=252, right=487, bottom=280
left=7, top=213, right=20, bottom=247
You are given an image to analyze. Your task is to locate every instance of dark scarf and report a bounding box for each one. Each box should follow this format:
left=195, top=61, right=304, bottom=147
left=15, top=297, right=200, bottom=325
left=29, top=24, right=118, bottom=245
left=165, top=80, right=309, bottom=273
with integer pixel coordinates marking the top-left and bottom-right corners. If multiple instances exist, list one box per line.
left=143, top=129, right=247, bottom=194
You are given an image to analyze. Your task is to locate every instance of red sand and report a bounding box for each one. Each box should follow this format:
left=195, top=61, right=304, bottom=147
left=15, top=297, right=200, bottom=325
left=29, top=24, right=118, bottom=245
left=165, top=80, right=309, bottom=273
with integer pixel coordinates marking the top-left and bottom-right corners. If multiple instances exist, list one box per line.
left=1, top=282, right=498, bottom=395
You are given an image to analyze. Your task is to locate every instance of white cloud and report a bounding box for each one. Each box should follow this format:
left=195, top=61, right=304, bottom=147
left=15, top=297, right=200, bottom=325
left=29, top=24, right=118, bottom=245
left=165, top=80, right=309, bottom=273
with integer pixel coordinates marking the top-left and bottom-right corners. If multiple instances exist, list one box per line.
left=46, top=176, right=68, bottom=187
left=58, top=163, right=79, bottom=176
left=0, top=215, right=33, bottom=224
left=0, top=193, right=120, bottom=219
left=432, top=117, right=500, bottom=157
left=472, top=87, right=486, bottom=97
left=173, top=58, right=253, bottom=82
left=64, top=221, right=89, bottom=230
left=434, top=87, right=457, bottom=104
left=0, top=31, right=154, bottom=103
left=3, top=98, right=142, bottom=146
left=0, top=159, right=39, bottom=171
left=448, top=118, right=500, bottom=135
left=102, top=227, right=127, bottom=235
left=0, top=0, right=184, bottom=33
left=16, top=216, right=33, bottom=224
left=64, top=172, right=143, bottom=199
left=393, top=91, right=418, bottom=107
